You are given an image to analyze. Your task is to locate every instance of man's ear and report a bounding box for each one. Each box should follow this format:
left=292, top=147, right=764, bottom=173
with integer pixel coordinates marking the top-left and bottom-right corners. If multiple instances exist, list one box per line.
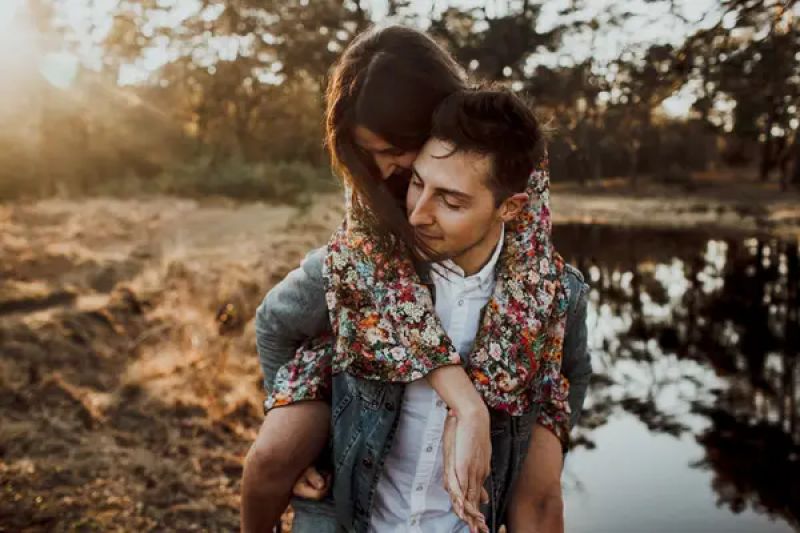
left=498, top=192, right=529, bottom=222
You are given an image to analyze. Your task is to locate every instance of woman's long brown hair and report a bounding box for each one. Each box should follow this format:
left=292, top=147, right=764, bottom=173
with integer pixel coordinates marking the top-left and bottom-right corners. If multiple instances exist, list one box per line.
left=324, top=25, right=467, bottom=258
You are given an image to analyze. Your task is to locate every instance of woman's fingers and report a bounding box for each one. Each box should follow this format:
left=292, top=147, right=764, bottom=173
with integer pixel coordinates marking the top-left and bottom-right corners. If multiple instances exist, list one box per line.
left=455, top=459, right=472, bottom=518
left=469, top=464, right=485, bottom=519
left=444, top=414, right=468, bottom=519
left=463, top=503, right=488, bottom=533
left=305, top=466, right=327, bottom=490
left=291, top=466, right=329, bottom=500
left=463, top=453, right=489, bottom=533
left=444, top=407, right=490, bottom=532
left=292, top=479, right=327, bottom=500
left=450, top=469, right=467, bottom=519
left=462, top=468, right=487, bottom=533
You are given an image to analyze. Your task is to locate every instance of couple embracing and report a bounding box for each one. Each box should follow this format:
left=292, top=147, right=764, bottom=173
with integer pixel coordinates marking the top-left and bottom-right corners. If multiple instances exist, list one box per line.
left=241, top=24, right=592, bottom=533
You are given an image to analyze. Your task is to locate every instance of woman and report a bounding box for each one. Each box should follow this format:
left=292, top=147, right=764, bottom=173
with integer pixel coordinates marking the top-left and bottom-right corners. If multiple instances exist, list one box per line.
left=241, top=25, right=591, bottom=533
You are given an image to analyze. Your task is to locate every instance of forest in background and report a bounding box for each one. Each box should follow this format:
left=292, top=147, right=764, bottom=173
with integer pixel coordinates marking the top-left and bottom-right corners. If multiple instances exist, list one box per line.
left=0, top=0, right=798, bottom=202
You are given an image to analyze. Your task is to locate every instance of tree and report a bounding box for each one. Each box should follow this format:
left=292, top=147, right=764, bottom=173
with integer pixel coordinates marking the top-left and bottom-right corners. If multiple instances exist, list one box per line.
left=682, top=0, right=800, bottom=181
left=429, top=1, right=562, bottom=82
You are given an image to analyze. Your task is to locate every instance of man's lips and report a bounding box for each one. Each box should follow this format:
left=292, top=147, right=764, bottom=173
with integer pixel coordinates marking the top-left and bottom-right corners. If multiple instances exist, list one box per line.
left=416, top=231, right=443, bottom=241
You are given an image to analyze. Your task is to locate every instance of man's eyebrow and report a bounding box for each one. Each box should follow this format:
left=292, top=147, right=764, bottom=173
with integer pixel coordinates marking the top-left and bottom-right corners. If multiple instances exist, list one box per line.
left=411, top=165, right=473, bottom=202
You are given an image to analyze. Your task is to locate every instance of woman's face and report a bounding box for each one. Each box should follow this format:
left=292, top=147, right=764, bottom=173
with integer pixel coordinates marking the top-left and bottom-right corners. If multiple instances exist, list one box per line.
left=354, top=125, right=418, bottom=180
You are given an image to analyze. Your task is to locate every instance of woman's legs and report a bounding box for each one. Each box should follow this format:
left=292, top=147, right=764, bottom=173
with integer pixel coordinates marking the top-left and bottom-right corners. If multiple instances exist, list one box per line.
left=241, top=401, right=330, bottom=532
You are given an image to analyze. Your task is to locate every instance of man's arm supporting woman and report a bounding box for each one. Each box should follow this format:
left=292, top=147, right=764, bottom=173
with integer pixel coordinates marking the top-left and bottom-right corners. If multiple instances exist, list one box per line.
left=506, top=269, right=591, bottom=533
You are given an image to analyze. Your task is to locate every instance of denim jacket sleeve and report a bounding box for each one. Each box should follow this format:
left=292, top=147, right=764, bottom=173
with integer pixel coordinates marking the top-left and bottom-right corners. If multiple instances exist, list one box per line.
left=254, top=246, right=332, bottom=396
left=561, top=264, right=592, bottom=430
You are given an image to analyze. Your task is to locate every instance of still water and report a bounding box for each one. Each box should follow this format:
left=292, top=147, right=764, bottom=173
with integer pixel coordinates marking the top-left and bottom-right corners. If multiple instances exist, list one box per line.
left=554, top=225, right=799, bottom=533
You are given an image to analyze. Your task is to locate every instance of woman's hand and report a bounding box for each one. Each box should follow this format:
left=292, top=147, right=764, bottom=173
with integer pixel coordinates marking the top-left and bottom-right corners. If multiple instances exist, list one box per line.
left=424, top=365, right=491, bottom=532
left=443, top=406, right=491, bottom=533
left=291, top=466, right=330, bottom=500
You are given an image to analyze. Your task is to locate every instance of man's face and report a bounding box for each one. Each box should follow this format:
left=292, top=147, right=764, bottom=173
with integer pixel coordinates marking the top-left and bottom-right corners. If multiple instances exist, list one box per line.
left=405, top=138, right=502, bottom=261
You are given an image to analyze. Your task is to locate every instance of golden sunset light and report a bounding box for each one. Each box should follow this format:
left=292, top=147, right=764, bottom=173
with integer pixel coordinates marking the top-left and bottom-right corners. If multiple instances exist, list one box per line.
left=0, top=0, right=35, bottom=55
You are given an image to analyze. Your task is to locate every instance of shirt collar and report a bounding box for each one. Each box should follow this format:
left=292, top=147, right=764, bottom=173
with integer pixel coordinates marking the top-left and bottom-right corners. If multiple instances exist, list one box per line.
left=431, top=224, right=505, bottom=290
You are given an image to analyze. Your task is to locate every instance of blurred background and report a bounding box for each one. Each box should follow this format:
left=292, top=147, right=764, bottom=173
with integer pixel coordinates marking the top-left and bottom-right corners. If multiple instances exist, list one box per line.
left=0, top=1, right=798, bottom=531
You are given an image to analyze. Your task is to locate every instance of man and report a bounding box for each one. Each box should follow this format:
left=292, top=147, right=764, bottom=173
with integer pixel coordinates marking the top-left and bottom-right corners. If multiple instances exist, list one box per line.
left=243, top=89, right=591, bottom=532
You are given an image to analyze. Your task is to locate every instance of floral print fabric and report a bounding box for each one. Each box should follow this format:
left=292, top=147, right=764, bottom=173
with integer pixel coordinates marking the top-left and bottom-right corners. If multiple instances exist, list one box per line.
left=267, top=159, right=572, bottom=448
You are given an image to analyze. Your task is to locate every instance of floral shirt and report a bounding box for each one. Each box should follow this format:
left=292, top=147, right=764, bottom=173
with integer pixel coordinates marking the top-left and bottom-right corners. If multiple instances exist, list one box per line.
left=267, top=160, right=572, bottom=448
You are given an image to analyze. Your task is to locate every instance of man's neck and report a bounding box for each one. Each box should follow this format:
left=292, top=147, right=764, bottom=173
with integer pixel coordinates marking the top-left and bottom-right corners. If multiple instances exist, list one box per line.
left=452, top=223, right=503, bottom=276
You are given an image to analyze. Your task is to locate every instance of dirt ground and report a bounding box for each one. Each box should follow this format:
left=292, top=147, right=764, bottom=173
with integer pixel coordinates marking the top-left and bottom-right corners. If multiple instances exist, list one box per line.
left=1, top=173, right=798, bottom=531
left=0, top=197, right=344, bottom=531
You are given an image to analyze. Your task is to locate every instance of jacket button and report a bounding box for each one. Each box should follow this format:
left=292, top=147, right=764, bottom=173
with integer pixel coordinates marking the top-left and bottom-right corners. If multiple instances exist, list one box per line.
left=384, top=401, right=395, bottom=411
left=362, top=456, right=373, bottom=469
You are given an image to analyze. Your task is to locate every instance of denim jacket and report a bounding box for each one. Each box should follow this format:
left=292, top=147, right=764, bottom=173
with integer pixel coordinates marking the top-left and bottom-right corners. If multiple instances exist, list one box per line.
left=255, top=246, right=591, bottom=532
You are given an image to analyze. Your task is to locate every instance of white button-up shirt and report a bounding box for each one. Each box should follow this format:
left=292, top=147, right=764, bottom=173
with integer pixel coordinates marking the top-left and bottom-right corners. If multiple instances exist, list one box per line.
left=369, top=226, right=505, bottom=533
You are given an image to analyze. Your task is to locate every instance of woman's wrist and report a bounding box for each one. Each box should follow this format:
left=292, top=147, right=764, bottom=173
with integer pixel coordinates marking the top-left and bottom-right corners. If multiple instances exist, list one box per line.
left=451, top=398, right=489, bottom=421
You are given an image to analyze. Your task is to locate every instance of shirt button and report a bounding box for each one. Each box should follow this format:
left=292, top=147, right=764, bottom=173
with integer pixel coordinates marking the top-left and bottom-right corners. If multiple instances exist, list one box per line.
left=416, top=484, right=424, bottom=491
left=426, top=445, right=433, bottom=452
left=436, top=400, right=444, bottom=408
left=458, top=299, right=464, bottom=306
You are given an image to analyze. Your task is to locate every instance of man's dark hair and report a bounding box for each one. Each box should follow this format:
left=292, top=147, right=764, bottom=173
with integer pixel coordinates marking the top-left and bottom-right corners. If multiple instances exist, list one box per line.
left=430, top=88, right=546, bottom=205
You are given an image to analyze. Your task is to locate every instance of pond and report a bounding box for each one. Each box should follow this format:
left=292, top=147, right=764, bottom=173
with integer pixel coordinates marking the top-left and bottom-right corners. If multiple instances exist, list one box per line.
left=553, top=225, right=800, bottom=533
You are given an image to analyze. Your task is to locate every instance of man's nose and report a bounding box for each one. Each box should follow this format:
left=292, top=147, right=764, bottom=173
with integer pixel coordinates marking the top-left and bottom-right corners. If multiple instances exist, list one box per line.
left=408, top=195, right=434, bottom=227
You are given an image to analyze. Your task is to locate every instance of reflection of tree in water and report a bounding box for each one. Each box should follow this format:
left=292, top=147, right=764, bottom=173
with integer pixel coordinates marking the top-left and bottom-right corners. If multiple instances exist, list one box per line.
left=554, top=225, right=800, bottom=526
left=691, top=405, right=800, bottom=528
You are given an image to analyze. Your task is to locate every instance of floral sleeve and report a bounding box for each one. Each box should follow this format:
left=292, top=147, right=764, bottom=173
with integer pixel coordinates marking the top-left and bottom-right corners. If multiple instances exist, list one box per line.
left=532, top=312, right=572, bottom=451
left=324, top=225, right=462, bottom=382
left=265, top=333, right=334, bottom=412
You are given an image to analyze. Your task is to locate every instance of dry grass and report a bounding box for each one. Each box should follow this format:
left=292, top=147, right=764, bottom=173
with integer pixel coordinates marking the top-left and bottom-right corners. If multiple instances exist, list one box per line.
left=0, top=195, right=342, bottom=531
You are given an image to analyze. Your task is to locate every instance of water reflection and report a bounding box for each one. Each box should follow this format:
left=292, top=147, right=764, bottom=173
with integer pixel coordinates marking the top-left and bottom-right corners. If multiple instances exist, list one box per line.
left=554, top=225, right=800, bottom=532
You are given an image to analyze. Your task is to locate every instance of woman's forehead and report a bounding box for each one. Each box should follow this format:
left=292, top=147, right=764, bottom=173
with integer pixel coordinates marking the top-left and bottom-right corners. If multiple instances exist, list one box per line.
left=353, top=125, right=393, bottom=151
